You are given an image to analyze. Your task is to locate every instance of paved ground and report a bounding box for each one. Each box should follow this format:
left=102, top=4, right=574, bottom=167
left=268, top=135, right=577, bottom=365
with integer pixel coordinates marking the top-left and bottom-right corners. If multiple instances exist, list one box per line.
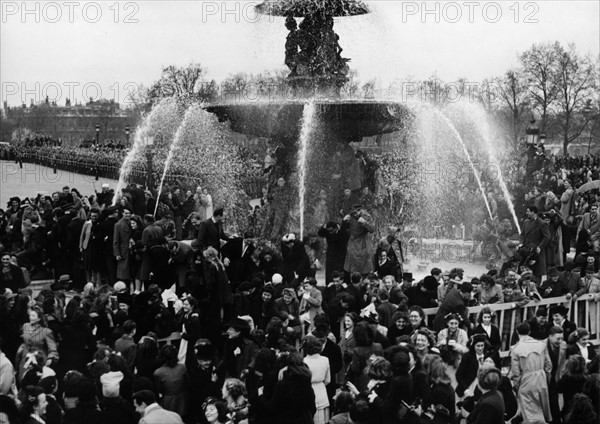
left=0, top=160, right=118, bottom=207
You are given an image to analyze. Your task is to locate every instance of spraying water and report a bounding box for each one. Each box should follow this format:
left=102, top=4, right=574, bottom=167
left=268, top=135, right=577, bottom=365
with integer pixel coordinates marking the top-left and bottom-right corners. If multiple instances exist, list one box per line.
left=298, top=101, right=316, bottom=239
left=113, top=99, right=180, bottom=204
left=113, top=118, right=149, bottom=205
left=154, top=105, right=197, bottom=216
left=434, top=109, right=494, bottom=221
left=457, top=102, right=522, bottom=234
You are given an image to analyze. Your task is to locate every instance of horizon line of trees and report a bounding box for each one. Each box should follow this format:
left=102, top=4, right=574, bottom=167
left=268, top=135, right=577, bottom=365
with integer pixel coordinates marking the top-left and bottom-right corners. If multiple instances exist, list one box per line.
left=3, top=41, right=598, bottom=155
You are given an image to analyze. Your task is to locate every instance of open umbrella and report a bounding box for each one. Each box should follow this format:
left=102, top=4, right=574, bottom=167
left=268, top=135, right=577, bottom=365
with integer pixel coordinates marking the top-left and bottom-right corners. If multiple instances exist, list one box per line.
left=255, top=0, right=371, bottom=17
left=576, top=180, right=600, bottom=194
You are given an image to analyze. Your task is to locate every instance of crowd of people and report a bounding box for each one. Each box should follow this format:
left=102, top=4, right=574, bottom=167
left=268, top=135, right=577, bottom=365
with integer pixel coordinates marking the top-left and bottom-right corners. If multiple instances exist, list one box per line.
left=1, top=158, right=600, bottom=424
left=1, top=138, right=600, bottom=423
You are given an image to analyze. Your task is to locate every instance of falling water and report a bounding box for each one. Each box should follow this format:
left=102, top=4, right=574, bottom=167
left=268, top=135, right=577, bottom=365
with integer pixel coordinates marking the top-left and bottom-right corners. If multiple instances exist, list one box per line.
left=113, top=100, right=177, bottom=205
left=154, top=105, right=196, bottom=216
left=434, top=109, right=494, bottom=221
left=298, top=101, right=316, bottom=239
left=458, top=102, right=522, bottom=234
left=113, top=117, right=150, bottom=204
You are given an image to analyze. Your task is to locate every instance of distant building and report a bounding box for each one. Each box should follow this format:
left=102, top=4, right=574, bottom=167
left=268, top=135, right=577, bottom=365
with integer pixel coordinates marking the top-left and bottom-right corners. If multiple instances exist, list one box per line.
left=2, top=98, right=140, bottom=145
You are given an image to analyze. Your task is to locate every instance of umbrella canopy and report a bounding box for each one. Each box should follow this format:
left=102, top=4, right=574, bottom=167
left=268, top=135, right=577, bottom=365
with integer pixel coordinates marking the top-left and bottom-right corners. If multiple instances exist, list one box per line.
left=255, top=0, right=371, bottom=17
left=577, top=180, right=600, bottom=194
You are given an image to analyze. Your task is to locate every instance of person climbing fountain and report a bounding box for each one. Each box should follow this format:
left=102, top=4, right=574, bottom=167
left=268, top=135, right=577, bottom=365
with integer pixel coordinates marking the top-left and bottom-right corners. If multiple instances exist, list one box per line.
left=285, top=16, right=300, bottom=77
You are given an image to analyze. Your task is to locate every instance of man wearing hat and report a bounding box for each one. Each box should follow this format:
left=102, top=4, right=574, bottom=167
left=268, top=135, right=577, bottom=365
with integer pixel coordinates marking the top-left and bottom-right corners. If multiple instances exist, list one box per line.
left=520, top=206, right=550, bottom=277
left=343, top=206, right=375, bottom=278
left=223, top=318, right=259, bottom=379
left=280, top=233, right=312, bottom=284
left=50, top=274, right=72, bottom=291
left=404, top=275, right=438, bottom=309
left=99, top=205, right=119, bottom=285
left=540, top=267, right=568, bottom=298
left=433, top=282, right=473, bottom=333
left=318, top=221, right=350, bottom=284
left=97, top=184, right=114, bottom=209
left=113, top=207, right=133, bottom=284
left=549, top=305, right=576, bottom=340
left=188, top=339, right=223, bottom=423
left=100, top=370, right=137, bottom=424
left=517, top=268, right=542, bottom=302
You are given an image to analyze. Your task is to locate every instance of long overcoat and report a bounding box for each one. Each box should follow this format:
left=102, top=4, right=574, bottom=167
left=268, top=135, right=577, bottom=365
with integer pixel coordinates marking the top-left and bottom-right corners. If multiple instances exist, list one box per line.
left=521, top=217, right=550, bottom=276
left=343, top=213, right=375, bottom=275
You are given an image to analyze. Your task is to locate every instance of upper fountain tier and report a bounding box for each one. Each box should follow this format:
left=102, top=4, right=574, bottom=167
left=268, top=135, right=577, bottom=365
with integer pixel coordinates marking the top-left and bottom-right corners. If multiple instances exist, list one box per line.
left=254, top=0, right=373, bottom=93
left=255, top=0, right=371, bottom=17
left=205, top=100, right=410, bottom=141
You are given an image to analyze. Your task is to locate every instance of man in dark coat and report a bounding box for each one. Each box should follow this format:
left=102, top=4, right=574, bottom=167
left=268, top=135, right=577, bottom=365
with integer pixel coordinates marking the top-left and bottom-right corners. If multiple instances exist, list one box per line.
left=140, top=214, right=164, bottom=283
left=520, top=206, right=550, bottom=277
left=280, top=233, right=312, bottom=284
left=99, top=205, right=119, bottom=285
left=222, top=232, right=256, bottom=289
left=122, top=183, right=146, bottom=217
left=546, top=326, right=567, bottom=424
left=318, top=221, right=349, bottom=283
left=433, top=282, right=472, bottom=332
left=528, top=306, right=550, bottom=340
left=197, top=207, right=228, bottom=255
left=65, top=209, right=86, bottom=289
left=0, top=254, right=25, bottom=293
left=466, top=367, right=505, bottom=424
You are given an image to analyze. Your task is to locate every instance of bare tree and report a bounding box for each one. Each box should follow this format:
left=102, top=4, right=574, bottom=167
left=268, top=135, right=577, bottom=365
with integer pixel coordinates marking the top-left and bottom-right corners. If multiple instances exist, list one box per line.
left=495, top=69, right=530, bottom=149
left=148, top=63, right=218, bottom=105
left=555, top=44, right=598, bottom=154
left=520, top=42, right=561, bottom=132
left=476, top=78, right=499, bottom=113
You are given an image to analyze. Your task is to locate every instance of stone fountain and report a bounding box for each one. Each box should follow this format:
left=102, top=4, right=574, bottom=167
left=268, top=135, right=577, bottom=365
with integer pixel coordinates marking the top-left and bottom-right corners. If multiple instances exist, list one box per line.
left=206, top=0, right=413, bottom=240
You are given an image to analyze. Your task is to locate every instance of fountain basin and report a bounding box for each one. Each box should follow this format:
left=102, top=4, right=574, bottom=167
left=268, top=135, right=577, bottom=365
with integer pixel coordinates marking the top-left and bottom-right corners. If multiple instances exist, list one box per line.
left=205, top=100, right=411, bottom=142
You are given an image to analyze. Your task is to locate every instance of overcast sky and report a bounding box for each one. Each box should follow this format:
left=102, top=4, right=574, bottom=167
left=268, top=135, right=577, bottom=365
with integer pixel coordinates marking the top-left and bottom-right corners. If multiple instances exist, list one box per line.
left=1, top=0, right=598, bottom=106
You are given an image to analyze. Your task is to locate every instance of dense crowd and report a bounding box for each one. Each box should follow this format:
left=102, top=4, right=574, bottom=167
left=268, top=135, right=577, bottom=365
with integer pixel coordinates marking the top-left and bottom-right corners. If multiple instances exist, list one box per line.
left=1, top=153, right=600, bottom=424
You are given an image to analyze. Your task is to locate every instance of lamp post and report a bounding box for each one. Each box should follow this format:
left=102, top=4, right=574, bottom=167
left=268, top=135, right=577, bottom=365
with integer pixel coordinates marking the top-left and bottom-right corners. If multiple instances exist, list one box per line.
left=95, top=124, right=100, bottom=144
left=125, top=126, right=130, bottom=146
left=525, top=118, right=539, bottom=147
left=143, top=135, right=154, bottom=189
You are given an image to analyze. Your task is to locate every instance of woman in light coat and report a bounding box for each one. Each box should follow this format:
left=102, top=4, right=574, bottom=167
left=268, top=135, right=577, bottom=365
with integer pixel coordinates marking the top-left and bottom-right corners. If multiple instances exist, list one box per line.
left=16, top=307, right=59, bottom=381
left=303, top=335, right=331, bottom=424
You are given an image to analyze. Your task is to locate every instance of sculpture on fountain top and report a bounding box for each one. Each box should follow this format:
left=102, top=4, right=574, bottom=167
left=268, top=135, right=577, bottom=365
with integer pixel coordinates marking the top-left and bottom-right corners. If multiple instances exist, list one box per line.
left=285, top=14, right=350, bottom=93
left=257, top=0, right=370, bottom=95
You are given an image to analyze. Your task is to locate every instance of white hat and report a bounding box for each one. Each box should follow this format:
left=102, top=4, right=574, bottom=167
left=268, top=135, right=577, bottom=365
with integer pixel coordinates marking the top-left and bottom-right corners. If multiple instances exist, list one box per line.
left=100, top=371, right=123, bottom=398
left=101, top=183, right=110, bottom=189
left=41, top=366, right=56, bottom=380
left=282, top=233, right=296, bottom=243
left=113, top=281, right=127, bottom=293
left=272, top=273, right=283, bottom=284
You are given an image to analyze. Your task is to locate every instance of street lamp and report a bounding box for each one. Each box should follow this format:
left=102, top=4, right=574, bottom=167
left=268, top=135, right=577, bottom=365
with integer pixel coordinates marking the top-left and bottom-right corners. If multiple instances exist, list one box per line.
left=525, top=118, right=539, bottom=146
left=143, top=135, right=155, bottom=189
left=125, top=126, right=130, bottom=145
left=95, top=124, right=100, bottom=144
